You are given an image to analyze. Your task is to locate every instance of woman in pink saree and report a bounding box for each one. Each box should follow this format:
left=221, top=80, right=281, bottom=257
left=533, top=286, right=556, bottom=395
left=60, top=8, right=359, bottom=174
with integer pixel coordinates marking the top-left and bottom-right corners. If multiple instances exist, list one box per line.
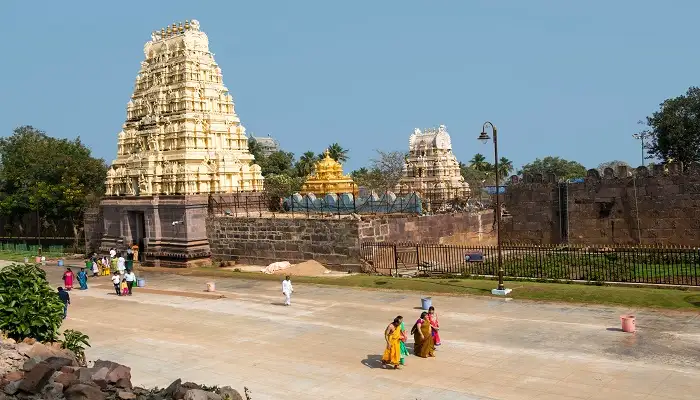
left=62, top=268, right=74, bottom=290
left=427, top=306, right=441, bottom=346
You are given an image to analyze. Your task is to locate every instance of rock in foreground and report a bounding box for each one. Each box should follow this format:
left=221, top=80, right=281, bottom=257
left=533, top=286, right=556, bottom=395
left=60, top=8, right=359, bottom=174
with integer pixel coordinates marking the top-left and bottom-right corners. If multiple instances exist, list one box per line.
left=0, top=339, right=246, bottom=400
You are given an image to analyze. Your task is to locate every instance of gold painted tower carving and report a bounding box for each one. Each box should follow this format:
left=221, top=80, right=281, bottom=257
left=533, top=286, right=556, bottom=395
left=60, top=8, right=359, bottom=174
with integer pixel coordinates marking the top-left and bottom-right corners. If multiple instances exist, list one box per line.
left=105, top=20, right=264, bottom=196
left=301, top=150, right=357, bottom=195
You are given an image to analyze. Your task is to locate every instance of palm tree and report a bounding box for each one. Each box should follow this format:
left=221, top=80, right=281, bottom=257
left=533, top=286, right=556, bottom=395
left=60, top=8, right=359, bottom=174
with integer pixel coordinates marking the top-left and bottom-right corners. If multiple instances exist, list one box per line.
left=325, top=143, right=349, bottom=163
left=469, top=153, right=491, bottom=172
left=497, top=157, right=514, bottom=180
left=295, top=151, right=317, bottom=177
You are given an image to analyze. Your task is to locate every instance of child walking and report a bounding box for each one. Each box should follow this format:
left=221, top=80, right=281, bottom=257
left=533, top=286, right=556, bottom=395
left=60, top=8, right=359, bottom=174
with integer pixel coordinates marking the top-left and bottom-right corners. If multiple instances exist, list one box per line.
left=111, top=271, right=121, bottom=296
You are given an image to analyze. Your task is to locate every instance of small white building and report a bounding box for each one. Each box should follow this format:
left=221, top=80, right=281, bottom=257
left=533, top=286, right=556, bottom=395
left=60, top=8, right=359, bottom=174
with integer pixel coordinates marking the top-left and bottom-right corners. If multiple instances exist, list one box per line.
left=250, top=134, right=280, bottom=157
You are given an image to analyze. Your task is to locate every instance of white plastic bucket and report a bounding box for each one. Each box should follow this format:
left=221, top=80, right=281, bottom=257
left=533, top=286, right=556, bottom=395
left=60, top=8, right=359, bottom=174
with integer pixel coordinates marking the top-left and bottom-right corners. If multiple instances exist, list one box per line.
left=621, top=315, right=636, bottom=333
left=206, top=282, right=216, bottom=292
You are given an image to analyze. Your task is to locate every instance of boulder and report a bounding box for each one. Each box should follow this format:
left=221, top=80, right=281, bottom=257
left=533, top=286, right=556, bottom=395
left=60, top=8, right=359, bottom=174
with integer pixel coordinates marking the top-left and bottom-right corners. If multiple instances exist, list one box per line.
left=164, top=378, right=182, bottom=398
left=117, top=391, right=136, bottom=400
left=184, top=389, right=220, bottom=400
left=92, top=361, right=121, bottom=372
left=106, top=365, right=132, bottom=389
left=64, top=383, right=106, bottom=400
left=90, top=367, right=110, bottom=389
left=2, top=339, right=16, bottom=345
left=43, top=382, right=64, bottom=400
left=21, top=338, right=37, bottom=346
left=21, top=357, right=42, bottom=372
left=77, top=368, right=95, bottom=383
left=3, top=380, right=21, bottom=395
left=2, top=371, right=24, bottom=383
left=166, top=380, right=201, bottom=400
left=54, top=371, right=77, bottom=388
left=43, top=356, right=75, bottom=371
left=218, top=386, right=244, bottom=400
left=18, top=362, right=55, bottom=393
left=61, top=366, right=80, bottom=374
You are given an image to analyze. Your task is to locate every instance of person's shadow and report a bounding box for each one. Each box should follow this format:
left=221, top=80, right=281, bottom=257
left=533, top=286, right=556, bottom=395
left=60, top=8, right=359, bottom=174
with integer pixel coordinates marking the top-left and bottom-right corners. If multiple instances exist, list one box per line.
left=360, top=354, right=384, bottom=369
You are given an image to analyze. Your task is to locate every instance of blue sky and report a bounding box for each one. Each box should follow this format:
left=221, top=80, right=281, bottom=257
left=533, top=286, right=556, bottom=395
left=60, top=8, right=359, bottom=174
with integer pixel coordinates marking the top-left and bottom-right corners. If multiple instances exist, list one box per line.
left=2, top=0, right=698, bottom=172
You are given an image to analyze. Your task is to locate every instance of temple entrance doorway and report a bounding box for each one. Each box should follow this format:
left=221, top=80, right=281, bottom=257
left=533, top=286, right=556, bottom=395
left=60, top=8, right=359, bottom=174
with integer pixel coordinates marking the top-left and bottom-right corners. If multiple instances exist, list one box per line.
left=128, top=211, right=146, bottom=262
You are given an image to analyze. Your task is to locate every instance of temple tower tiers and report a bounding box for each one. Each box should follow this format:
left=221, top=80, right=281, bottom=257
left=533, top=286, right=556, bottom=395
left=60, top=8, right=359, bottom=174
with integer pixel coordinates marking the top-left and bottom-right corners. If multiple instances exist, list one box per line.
left=395, top=124, right=470, bottom=199
left=105, top=19, right=264, bottom=197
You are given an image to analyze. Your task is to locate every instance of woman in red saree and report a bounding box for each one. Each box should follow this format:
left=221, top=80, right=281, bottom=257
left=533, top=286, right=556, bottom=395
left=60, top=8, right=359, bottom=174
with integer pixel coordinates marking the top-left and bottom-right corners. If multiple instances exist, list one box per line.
left=427, top=306, right=441, bottom=346
left=62, top=268, right=74, bottom=291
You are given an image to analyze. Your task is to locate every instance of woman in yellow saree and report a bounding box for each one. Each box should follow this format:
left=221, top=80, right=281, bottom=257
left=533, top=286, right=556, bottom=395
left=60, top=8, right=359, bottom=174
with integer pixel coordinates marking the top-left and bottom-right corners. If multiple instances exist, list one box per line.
left=381, top=316, right=403, bottom=369
left=411, top=312, right=435, bottom=358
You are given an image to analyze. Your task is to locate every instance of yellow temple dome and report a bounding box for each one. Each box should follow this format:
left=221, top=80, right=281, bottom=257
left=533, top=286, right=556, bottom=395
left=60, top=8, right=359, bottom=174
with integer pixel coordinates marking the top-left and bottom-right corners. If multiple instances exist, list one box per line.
left=301, top=149, right=357, bottom=195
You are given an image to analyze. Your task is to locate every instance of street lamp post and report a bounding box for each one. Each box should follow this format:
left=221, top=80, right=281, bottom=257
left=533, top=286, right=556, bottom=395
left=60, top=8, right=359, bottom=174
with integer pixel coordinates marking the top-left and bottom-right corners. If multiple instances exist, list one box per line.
left=478, top=122, right=510, bottom=295
left=632, top=132, right=650, bottom=166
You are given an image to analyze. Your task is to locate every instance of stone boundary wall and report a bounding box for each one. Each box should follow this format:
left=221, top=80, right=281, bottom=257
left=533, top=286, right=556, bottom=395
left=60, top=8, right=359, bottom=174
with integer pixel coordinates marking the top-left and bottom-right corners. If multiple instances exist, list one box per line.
left=206, top=211, right=493, bottom=270
left=503, top=162, right=700, bottom=245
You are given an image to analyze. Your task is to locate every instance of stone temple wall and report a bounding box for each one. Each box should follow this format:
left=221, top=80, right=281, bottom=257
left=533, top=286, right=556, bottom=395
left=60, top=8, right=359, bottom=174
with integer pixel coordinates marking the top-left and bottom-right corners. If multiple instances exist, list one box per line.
left=502, top=162, right=700, bottom=245
left=206, top=211, right=492, bottom=270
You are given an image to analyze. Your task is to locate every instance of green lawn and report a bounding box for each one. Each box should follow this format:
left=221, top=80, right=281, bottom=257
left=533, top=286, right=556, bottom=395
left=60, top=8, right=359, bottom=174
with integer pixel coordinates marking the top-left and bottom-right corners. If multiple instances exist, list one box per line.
left=144, top=267, right=700, bottom=311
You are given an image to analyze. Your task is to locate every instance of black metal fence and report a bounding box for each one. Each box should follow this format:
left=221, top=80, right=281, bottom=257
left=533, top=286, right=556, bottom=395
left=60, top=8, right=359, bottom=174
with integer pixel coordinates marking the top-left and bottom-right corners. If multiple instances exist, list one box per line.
left=360, top=242, right=700, bottom=286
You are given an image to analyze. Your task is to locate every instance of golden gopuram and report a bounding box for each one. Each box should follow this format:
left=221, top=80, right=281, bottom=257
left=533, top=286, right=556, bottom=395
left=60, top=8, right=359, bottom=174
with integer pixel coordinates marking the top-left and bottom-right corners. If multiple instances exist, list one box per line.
left=301, top=150, right=358, bottom=195
left=105, top=19, right=263, bottom=196
left=96, top=20, right=266, bottom=268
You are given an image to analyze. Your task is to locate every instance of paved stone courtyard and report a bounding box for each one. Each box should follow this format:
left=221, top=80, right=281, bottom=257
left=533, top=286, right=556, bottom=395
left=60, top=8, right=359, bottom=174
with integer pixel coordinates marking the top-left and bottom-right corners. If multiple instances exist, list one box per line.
left=38, top=264, right=700, bottom=400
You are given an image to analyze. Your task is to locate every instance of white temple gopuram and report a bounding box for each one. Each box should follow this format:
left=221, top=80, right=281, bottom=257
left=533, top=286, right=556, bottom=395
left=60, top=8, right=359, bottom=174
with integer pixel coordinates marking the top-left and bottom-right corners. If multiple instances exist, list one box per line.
left=105, top=19, right=263, bottom=196
left=395, top=124, right=470, bottom=199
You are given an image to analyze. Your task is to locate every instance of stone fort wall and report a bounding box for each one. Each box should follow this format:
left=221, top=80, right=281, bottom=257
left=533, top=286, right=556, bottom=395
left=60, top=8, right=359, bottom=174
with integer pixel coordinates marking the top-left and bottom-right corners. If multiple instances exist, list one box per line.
left=502, top=163, right=700, bottom=245
left=206, top=211, right=493, bottom=270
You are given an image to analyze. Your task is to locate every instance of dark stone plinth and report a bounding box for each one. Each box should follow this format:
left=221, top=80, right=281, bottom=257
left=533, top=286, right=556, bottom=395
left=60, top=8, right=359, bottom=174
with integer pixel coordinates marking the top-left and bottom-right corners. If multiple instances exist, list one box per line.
left=98, top=195, right=211, bottom=267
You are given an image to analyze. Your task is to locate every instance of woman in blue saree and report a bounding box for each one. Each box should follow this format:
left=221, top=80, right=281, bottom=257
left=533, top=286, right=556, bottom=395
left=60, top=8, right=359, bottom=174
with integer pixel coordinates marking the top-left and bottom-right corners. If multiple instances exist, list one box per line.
left=77, top=268, right=88, bottom=290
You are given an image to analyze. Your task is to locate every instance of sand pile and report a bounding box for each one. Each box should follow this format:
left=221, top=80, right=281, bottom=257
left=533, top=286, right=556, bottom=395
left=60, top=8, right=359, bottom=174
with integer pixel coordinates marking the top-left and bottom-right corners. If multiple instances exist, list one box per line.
left=273, top=260, right=329, bottom=276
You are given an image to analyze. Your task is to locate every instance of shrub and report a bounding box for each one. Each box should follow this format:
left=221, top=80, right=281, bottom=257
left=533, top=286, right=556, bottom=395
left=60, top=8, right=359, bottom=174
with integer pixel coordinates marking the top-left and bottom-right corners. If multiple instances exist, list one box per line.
left=0, top=263, right=64, bottom=341
left=60, top=329, right=90, bottom=366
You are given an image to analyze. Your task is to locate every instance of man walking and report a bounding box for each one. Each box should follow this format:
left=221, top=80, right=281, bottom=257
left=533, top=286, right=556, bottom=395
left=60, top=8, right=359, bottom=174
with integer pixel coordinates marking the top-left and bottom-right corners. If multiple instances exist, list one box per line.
left=117, top=253, right=126, bottom=276
left=282, top=275, right=293, bottom=306
left=57, top=287, right=70, bottom=319
left=124, top=269, right=136, bottom=296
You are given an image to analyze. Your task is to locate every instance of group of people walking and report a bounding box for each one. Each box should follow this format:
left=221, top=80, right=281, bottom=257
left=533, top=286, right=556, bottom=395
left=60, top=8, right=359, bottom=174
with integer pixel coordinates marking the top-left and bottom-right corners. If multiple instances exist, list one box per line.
left=381, top=306, right=441, bottom=369
left=59, top=248, right=138, bottom=299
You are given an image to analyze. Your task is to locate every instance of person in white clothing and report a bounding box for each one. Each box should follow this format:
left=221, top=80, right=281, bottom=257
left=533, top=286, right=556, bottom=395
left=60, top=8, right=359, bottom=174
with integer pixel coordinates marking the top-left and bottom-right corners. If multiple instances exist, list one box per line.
left=123, top=270, right=136, bottom=296
left=282, top=275, right=293, bottom=306
left=117, top=254, right=126, bottom=275
left=109, top=248, right=116, bottom=259
left=111, top=271, right=122, bottom=296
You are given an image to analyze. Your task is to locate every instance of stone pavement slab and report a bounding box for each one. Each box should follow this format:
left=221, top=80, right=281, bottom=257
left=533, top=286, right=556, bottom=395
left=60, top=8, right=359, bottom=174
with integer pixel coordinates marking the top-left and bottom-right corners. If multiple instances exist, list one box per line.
left=36, top=265, right=700, bottom=399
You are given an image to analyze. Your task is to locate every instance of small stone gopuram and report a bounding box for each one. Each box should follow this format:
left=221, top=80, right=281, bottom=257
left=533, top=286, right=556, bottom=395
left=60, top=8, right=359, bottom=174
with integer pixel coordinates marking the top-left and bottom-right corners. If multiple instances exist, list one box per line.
left=105, top=19, right=263, bottom=196
left=97, top=20, right=264, bottom=267
left=395, top=124, right=470, bottom=200
left=301, top=150, right=358, bottom=196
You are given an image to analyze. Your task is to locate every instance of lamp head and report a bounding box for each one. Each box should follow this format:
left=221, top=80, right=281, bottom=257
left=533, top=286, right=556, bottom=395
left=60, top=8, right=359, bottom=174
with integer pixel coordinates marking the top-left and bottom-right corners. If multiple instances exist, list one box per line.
left=478, top=131, right=490, bottom=144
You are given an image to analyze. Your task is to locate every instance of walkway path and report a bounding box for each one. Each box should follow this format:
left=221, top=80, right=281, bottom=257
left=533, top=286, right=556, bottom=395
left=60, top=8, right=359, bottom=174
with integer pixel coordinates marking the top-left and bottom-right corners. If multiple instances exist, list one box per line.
left=39, top=265, right=700, bottom=399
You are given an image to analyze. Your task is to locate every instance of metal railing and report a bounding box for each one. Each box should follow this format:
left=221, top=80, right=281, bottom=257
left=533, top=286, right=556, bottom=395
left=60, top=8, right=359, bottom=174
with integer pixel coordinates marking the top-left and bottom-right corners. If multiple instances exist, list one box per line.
left=360, top=242, right=700, bottom=286
left=208, top=189, right=489, bottom=218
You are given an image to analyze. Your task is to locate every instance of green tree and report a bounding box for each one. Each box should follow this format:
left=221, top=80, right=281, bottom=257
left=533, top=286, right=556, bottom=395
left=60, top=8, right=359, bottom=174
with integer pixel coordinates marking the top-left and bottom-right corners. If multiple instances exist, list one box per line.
left=497, top=157, right=514, bottom=181
left=0, top=263, right=64, bottom=341
left=469, top=153, right=492, bottom=172
left=294, top=151, right=317, bottom=177
left=518, top=156, right=586, bottom=180
left=248, top=138, right=265, bottom=163
left=643, top=86, right=700, bottom=165
left=0, top=126, right=107, bottom=249
left=263, top=174, right=304, bottom=211
left=323, top=143, right=349, bottom=163
left=261, top=151, right=295, bottom=177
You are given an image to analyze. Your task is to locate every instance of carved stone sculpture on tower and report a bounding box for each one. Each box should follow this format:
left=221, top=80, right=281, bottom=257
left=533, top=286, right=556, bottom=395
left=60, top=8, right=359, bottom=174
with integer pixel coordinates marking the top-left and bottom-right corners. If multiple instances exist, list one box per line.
left=395, top=124, right=470, bottom=200
left=105, top=19, right=264, bottom=196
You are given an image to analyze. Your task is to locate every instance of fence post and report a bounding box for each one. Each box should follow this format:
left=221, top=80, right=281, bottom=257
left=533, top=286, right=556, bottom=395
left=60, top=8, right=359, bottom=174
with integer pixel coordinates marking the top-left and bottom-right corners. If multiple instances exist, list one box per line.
left=393, top=244, right=399, bottom=277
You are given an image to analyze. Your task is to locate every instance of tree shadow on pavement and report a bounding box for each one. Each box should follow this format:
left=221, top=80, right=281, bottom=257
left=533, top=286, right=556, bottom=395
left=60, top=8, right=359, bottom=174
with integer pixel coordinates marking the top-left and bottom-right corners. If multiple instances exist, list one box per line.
left=360, top=355, right=385, bottom=369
